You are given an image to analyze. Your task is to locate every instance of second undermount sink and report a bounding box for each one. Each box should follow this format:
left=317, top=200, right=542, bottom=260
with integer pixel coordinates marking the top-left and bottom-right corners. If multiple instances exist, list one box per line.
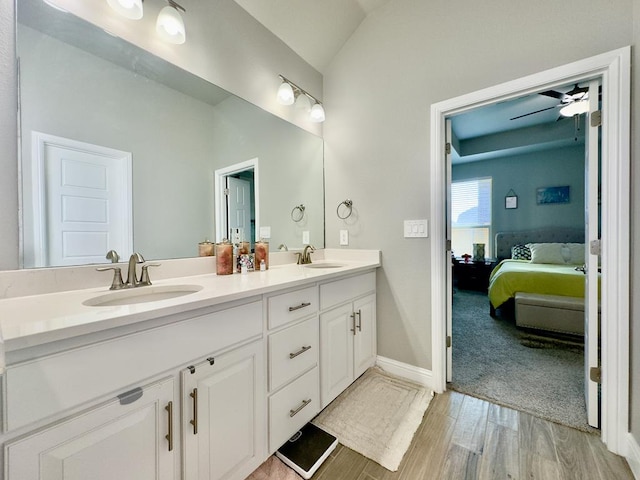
left=303, top=263, right=344, bottom=269
left=83, top=284, right=204, bottom=307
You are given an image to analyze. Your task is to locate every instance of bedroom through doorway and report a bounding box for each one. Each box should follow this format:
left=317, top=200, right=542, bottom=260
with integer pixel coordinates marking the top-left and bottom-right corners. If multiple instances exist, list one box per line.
left=445, top=80, right=601, bottom=432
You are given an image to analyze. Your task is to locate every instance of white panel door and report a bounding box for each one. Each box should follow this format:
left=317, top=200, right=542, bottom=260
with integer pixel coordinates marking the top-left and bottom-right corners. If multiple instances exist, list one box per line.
left=182, top=341, right=265, bottom=480
left=584, top=80, right=601, bottom=428
left=320, top=303, right=355, bottom=408
left=227, top=176, right=252, bottom=241
left=31, top=132, right=132, bottom=267
left=445, top=119, right=454, bottom=382
left=5, top=377, right=176, bottom=480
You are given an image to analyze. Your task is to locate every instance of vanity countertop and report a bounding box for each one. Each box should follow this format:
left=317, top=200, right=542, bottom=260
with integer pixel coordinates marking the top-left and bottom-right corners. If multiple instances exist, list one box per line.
left=0, top=250, right=380, bottom=353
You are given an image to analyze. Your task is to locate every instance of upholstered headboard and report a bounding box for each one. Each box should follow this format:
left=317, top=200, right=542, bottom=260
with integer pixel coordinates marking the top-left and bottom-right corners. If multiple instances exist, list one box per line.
left=494, top=227, right=585, bottom=261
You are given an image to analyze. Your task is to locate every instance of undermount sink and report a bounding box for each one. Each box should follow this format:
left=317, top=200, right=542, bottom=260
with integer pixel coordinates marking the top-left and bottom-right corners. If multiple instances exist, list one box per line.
left=303, top=263, right=344, bottom=269
left=83, top=285, right=204, bottom=307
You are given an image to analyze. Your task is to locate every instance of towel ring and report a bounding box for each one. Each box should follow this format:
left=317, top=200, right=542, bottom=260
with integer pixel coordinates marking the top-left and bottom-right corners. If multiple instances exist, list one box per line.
left=291, top=204, right=305, bottom=222
left=336, top=199, right=353, bottom=219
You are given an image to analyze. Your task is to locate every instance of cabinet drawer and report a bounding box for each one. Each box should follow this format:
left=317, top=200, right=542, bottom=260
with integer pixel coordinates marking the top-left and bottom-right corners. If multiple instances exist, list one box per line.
left=268, top=286, right=318, bottom=329
left=269, top=366, right=319, bottom=452
left=320, top=272, right=376, bottom=310
left=5, top=301, right=262, bottom=432
left=269, top=317, right=318, bottom=392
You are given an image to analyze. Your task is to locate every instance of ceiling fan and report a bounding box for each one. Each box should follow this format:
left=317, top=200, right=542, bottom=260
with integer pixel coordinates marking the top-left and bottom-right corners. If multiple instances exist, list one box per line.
left=509, top=84, right=589, bottom=121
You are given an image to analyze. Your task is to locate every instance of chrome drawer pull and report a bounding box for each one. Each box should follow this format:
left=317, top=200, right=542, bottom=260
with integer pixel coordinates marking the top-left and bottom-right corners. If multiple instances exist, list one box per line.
left=289, top=345, right=312, bottom=359
left=356, top=309, right=362, bottom=331
left=288, top=302, right=311, bottom=312
left=289, top=399, right=312, bottom=417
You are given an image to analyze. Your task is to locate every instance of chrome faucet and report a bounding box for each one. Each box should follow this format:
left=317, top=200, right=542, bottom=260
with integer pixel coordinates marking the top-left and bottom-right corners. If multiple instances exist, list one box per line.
left=297, top=245, right=315, bottom=265
left=126, top=253, right=145, bottom=287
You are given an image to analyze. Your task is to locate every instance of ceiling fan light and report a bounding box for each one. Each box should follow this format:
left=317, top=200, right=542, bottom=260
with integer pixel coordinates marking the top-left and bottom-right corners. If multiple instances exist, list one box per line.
left=560, top=100, right=589, bottom=117
left=277, top=82, right=295, bottom=105
left=156, top=5, right=186, bottom=44
left=106, top=0, right=143, bottom=20
left=310, top=103, right=325, bottom=123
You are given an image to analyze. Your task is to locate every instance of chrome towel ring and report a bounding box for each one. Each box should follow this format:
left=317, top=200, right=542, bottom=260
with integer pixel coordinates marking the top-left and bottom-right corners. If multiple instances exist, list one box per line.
left=291, top=204, right=305, bottom=222
left=337, top=199, right=353, bottom=219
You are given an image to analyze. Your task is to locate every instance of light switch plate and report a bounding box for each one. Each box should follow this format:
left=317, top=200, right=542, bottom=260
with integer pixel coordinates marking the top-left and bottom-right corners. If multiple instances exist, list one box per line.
left=302, top=231, right=310, bottom=244
left=404, top=219, right=428, bottom=238
left=259, top=226, right=271, bottom=239
left=340, top=230, right=349, bottom=246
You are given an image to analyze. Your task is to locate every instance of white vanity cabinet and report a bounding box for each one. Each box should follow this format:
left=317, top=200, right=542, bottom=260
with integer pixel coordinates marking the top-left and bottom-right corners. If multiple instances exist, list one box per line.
left=181, top=340, right=265, bottom=480
left=319, top=272, right=377, bottom=408
left=5, top=377, right=177, bottom=480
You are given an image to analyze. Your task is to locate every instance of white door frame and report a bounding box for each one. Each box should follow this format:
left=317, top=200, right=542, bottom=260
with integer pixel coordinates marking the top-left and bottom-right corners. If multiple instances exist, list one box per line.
left=430, top=47, right=630, bottom=454
left=214, top=158, right=259, bottom=242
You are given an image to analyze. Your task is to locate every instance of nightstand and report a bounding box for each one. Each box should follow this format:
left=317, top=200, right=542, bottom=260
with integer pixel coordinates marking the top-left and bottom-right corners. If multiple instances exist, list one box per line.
left=453, top=259, right=496, bottom=291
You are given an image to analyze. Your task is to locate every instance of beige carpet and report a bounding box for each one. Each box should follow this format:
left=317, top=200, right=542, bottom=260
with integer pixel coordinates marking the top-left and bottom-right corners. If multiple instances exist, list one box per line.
left=312, top=367, right=432, bottom=472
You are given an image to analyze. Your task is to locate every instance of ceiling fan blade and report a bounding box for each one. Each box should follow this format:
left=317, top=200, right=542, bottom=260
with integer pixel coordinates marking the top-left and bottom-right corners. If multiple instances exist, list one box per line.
left=566, top=84, right=588, bottom=97
left=510, top=105, right=559, bottom=121
left=539, top=90, right=567, bottom=101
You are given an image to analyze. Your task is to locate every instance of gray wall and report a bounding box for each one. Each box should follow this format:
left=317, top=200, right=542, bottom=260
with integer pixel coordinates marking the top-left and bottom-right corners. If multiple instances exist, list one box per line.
left=631, top=0, right=640, bottom=449
left=452, top=145, right=586, bottom=253
left=323, top=0, right=631, bottom=371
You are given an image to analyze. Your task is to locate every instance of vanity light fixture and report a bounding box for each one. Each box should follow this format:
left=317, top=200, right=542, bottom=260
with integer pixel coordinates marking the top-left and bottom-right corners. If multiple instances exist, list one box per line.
left=106, top=0, right=144, bottom=20
left=277, top=75, right=325, bottom=123
left=156, top=0, right=187, bottom=44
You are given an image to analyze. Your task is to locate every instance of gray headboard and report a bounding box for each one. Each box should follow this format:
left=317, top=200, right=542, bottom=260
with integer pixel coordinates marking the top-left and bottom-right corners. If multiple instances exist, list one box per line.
left=494, top=227, right=585, bottom=261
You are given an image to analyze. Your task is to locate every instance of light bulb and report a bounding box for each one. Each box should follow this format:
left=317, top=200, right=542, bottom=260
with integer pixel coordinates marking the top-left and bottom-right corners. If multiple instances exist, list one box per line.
left=295, top=93, right=311, bottom=112
left=106, top=0, right=143, bottom=20
left=277, top=82, right=295, bottom=105
left=156, top=5, right=186, bottom=44
left=310, top=103, right=325, bottom=122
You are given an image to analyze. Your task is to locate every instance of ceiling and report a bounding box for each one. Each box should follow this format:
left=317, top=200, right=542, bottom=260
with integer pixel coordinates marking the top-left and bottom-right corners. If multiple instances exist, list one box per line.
left=233, top=0, right=390, bottom=73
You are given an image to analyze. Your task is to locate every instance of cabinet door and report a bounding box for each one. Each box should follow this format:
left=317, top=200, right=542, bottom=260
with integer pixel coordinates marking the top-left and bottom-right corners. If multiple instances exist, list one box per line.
left=320, top=303, right=355, bottom=408
left=353, top=294, right=376, bottom=379
left=6, top=377, right=176, bottom=480
left=182, top=341, right=265, bottom=480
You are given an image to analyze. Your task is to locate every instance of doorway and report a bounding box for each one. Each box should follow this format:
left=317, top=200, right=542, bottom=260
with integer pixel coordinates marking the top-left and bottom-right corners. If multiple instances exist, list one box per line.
left=214, top=158, right=259, bottom=246
left=430, top=47, right=630, bottom=453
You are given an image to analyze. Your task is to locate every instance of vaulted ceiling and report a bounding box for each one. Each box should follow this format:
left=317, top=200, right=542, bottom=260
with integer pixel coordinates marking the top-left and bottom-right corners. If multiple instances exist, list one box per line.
left=233, top=0, right=390, bottom=73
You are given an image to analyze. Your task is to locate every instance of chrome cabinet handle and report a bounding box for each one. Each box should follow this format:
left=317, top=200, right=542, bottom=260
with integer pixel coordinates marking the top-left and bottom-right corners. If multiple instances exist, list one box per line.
left=289, top=345, right=312, bottom=359
left=165, top=401, right=174, bottom=451
left=356, top=309, right=362, bottom=331
left=350, top=312, right=356, bottom=335
left=289, top=399, right=312, bottom=417
left=288, top=302, right=311, bottom=312
left=190, top=388, right=198, bottom=435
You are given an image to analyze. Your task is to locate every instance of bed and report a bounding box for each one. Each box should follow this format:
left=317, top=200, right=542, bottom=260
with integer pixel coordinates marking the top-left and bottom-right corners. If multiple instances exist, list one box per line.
left=489, top=227, right=591, bottom=335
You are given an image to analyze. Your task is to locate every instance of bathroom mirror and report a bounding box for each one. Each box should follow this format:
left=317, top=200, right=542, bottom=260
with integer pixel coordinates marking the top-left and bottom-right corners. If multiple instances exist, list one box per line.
left=16, top=0, right=324, bottom=268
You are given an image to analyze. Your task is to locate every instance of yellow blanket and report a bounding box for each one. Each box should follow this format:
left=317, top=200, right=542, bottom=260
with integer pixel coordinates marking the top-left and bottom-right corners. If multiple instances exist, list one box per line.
left=488, top=259, right=590, bottom=308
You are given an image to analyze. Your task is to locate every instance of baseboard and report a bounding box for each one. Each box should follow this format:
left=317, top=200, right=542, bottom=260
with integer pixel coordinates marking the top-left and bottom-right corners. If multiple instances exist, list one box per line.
left=376, top=356, right=434, bottom=390
left=627, top=433, right=640, bottom=479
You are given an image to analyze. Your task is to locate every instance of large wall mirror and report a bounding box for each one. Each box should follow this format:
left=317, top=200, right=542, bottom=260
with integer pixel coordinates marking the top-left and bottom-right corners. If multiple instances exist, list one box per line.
left=16, top=0, right=324, bottom=268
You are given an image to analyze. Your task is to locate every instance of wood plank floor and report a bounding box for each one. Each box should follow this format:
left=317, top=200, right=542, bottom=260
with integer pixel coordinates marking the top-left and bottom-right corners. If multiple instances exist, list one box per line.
left=307, top=391, right=633, bottom=480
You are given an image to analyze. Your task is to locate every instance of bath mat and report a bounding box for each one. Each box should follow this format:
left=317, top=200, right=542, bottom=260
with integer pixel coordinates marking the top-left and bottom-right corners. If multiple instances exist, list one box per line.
left=312, top=366, right=432, bottom=471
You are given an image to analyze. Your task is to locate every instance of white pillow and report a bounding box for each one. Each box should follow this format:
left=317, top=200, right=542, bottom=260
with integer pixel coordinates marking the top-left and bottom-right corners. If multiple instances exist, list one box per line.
left=527, top=243, right=585, bottom=265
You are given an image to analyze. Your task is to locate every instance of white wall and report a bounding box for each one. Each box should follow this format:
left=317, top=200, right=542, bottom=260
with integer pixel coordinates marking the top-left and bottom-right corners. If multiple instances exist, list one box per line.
left=323, top=0, right=632, bottom=370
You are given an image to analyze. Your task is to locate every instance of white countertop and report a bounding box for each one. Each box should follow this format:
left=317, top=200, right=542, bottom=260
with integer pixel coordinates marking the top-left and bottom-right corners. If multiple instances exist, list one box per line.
left=0, top=251, right=380, bottom=353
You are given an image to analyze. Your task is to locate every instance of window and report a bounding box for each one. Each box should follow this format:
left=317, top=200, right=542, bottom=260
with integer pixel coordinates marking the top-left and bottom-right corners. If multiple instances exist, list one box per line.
left=451, top=177, right=492, bottom=258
